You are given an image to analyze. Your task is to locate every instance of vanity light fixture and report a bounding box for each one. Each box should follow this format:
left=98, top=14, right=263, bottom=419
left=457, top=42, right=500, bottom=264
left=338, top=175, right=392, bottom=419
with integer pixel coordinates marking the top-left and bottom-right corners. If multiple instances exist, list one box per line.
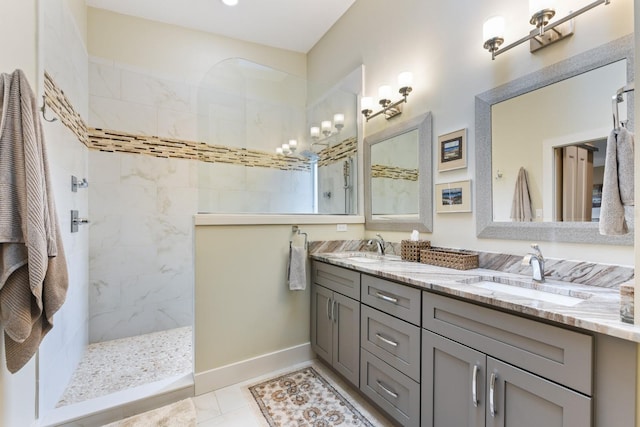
left=310, top=113, right=345, bottom=150
left=361, top=72, right=413, bottom=121
left=483, top=0, right=611, bottom=60
left=276, top=139, right=298, bottom=156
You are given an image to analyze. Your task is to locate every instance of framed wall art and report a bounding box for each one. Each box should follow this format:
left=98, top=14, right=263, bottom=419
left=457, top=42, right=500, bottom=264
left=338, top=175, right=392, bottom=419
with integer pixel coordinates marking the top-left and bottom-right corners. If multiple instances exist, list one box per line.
left=435, top=179, right=472, bottom=213
left=437, top=128, right=467, bottom=172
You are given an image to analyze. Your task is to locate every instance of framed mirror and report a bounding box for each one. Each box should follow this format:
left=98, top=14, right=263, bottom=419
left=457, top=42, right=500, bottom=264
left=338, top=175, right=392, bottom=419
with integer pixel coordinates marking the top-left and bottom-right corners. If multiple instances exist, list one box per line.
left=364, top=112, right=433, bottom=231
left=475, top=35, right=634, bottom=245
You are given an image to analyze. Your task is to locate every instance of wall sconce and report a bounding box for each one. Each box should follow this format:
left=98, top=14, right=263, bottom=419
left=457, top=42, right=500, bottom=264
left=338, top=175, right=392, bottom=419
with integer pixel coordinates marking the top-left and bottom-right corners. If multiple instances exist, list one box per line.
left=276, top=139, right=298, bottom=156
left=361, top=72, right=413, bottom=121
left=310, top=113, right=344, bottom=150
left=483, top=0, right=611, bottom=60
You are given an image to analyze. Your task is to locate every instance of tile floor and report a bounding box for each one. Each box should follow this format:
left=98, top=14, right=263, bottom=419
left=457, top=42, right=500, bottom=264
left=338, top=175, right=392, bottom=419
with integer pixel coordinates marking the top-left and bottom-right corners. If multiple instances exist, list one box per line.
left=192, top=361, right=395, bottom=427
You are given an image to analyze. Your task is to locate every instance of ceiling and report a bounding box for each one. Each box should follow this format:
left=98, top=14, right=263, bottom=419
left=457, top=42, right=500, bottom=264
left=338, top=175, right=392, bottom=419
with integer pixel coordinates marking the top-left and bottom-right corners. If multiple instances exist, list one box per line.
left=85, top=0, right=356, bottom=53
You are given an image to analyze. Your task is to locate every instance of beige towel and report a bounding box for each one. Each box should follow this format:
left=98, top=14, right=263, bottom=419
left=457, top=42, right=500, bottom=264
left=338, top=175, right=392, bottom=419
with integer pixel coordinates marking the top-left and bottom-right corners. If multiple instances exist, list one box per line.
left=510, top=167, right=533, bottom=222
left=0, top=69, right=68, bottom=373
left=600, top=128, right=634, bottom=235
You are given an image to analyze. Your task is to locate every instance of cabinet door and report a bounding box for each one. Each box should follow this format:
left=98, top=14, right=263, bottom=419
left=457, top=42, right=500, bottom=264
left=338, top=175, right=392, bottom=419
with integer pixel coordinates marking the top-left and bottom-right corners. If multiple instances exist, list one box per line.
left=486, top=357, right=591, bottom=427
left=422, top=330, right=485, bottom=427
left=311, top=284, right=333, bottom=363
left=333, top=292, right=360, bottom=387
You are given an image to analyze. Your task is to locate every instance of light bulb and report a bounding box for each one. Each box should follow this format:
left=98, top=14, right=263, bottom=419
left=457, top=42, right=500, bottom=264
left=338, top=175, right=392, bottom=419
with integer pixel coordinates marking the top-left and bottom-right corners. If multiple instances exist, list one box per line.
left=361, top=97, right=374, bottom=111
left=378, top=85, right=392, bottom=101
left=398, top=72, right=413, bottom=88
left=483, top=16, right=505, bottom=42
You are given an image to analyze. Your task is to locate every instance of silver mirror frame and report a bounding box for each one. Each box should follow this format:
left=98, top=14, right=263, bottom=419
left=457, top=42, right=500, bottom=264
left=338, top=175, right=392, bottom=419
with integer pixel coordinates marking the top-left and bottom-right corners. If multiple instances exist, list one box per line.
left=475, top=34, right=634, bottom=245
left=364, top=112, right=433, bottom=232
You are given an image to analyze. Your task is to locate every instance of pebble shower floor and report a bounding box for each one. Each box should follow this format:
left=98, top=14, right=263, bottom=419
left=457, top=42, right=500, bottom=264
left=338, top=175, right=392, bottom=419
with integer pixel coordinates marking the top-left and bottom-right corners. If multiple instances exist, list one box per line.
left=56, top=326, right=192, bottom=407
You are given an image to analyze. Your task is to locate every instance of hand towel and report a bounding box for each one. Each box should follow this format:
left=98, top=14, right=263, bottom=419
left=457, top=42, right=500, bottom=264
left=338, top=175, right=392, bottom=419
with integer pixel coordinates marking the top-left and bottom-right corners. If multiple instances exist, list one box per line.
left=287, top=245, right=307, bottom=291
left=600, top=128, right=634, bottom=235
left=510, top=167, right=533, bottom=222
left=0, top=69, right=68, bottom=373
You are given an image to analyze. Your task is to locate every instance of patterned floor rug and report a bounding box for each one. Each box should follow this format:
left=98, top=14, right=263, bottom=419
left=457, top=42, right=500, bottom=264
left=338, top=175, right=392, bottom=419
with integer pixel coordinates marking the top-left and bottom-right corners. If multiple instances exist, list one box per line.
left=248, top=365, right=382, bottom=426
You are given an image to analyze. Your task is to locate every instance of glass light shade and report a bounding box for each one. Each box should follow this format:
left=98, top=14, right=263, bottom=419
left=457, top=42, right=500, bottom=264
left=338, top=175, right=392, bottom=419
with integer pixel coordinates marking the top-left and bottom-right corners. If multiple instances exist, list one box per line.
left=333, top=113, right=344, bottom=126
left=276, top=147, right=283, bottom=155
left=361, top=97, right=374, bottom=110
left=282, top=143, right=290, bottom=152
left=529, top=0, right=555, bottom=16
left=288, top=139, right=297, bottom=149
left=310, top=126, right=320, bottom=138
left=398, top=72, right=413, bottom=87
left=378, top=85, right=392, bottom=101
left=483, top=15, right=505, bottom=41
left=321, top=121, right=332, bottom=131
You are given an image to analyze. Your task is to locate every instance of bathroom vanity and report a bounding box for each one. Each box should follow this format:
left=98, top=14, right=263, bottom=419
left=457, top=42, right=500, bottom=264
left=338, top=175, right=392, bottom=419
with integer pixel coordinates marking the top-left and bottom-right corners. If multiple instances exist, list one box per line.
left=310, top=251, right=637, bottom=427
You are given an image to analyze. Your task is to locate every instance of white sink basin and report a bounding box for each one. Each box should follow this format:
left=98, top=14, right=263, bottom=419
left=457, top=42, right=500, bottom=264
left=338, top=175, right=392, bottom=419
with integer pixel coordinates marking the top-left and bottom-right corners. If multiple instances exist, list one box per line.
left=328, top=252, right=403, bottom=263
left=459, top=276, right=591, bottom=307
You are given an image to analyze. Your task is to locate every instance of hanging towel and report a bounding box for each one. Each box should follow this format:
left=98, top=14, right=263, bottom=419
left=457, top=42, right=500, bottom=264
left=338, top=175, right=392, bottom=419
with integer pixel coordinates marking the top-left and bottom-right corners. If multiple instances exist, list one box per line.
left=600, top=128, right=634, bottom=235
left=0, top=69, right=68, bottom=373
left=287, top=244, right=307, bottom=291
left=510, top=167, right=533, bottom=222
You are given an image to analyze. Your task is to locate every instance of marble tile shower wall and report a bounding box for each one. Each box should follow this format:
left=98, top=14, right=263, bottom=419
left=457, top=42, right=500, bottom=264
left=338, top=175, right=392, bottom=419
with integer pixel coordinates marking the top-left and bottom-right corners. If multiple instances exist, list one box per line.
left=38, top=0, right=90, bottom=414
left=88, top=57, right=313, bottom=341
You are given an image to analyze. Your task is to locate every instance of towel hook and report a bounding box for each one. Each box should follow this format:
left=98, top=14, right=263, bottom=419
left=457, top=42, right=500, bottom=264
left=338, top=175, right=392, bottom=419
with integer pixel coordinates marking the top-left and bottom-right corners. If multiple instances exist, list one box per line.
left=291, top=225, right=308, bottom=250
left=40, top=96, right=57, bottom=123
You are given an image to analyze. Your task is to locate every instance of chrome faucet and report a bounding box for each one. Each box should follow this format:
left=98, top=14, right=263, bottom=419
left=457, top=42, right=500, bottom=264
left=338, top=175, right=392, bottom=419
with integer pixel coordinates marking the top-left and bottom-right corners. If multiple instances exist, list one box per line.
left=368, top=233, right=386, bottom=255
left=522, top=243, right=545, bottom=282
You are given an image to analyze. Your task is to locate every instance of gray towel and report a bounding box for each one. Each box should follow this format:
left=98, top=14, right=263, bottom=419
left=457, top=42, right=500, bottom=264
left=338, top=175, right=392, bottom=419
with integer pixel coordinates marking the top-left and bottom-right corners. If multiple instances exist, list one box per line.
left=599, top=128, right=634, bottom=235
left=287, top=245, right=307, bottom=291
left=510, top=167, right=533, bottom=222
left=0, top=69, right=68, bottom=373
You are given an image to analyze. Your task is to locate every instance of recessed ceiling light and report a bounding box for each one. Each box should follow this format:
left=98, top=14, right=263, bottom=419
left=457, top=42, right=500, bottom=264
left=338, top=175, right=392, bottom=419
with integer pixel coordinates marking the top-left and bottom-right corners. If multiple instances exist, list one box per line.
left=221, top=0, right=238, bottom=6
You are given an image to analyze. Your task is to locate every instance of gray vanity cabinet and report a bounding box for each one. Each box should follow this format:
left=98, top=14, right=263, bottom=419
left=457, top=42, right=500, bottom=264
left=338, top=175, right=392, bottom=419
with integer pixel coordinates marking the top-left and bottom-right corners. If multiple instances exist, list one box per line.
left=422, top=292, right=593, bottom=427
left=311, top=262, right=360, bottom=387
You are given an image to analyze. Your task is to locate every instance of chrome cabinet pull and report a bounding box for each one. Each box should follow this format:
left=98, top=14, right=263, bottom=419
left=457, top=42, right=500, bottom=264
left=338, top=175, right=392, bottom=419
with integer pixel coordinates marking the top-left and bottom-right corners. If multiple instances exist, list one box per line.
left=332, top=300, right=337, bottom=323
left=375, top=333, right=399, bottom=347
left=375, top=292, right=398, bottom=304
left=472, top=365, right=479, bottom=407
left=489, top=372, right=497, bottom=417
left=326, top=298, right=332, bottom=320
left=376, top=381, right=399, bottom=399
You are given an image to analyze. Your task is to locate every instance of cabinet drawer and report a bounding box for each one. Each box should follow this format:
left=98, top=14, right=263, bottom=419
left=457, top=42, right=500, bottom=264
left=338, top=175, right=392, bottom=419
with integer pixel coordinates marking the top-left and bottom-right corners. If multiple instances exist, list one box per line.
left=312, top=261, right=360, bottom=300
left=423, top=292, right=593, bottom=395
left=361, top=305, right=421, bottom=381
left=360, top=350, right=420, bottom=427
left=361, top=274, right=421, bottom=325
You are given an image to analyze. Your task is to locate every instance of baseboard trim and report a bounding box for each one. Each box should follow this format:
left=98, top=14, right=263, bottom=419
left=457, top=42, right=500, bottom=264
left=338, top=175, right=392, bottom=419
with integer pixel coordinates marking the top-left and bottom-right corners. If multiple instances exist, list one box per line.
left=195, top=342, right=314, bottom=395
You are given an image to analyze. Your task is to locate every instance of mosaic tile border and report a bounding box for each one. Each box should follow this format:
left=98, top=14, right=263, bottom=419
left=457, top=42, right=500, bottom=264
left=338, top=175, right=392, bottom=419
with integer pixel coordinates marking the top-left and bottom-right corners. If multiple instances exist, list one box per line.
left=43, top=71, right=355, bottom=171
left=371, top=164, right=418, bottom=181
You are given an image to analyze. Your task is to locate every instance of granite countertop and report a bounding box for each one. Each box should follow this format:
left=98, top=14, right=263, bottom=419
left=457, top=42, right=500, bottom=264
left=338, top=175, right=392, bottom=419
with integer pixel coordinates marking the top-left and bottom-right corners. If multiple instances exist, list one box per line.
left=309, top=242, right=639, bottom=344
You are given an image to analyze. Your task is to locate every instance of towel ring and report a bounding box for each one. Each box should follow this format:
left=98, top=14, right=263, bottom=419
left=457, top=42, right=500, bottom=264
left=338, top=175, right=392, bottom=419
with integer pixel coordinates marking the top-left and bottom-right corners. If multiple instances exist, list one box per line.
left=40, top=96, right=57, bottom=123
left=291, top=225, right=308, bottom=249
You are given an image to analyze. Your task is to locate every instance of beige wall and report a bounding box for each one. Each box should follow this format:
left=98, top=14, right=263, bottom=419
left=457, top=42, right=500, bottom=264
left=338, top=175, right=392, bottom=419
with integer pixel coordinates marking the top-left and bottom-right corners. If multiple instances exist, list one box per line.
left=634, top=1, right=640, bottom=426
left=195, top=223, right=363, bottom=373
left=309, top=0, right=635, bottom=266
left=88, top=8, right=306, bottom=83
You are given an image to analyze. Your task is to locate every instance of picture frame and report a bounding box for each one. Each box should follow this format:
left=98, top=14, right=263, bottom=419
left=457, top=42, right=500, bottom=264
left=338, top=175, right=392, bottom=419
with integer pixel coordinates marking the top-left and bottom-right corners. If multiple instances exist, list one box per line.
left=437, top=128, right=467, bottom=172
left=435, top=180, right=472, bottom=213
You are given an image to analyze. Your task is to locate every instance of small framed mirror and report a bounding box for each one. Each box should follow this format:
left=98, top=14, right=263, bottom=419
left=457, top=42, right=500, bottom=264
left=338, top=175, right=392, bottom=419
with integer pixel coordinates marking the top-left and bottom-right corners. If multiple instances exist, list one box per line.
left=364, top=112, right=433, bottom=231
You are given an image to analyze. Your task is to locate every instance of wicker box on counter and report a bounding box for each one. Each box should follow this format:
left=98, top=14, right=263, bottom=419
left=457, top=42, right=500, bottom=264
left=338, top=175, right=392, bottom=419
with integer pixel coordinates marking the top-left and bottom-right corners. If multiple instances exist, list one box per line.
left=400, top=240, right=431, bottom=262
left=419, top=247, right=479, bottom=270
